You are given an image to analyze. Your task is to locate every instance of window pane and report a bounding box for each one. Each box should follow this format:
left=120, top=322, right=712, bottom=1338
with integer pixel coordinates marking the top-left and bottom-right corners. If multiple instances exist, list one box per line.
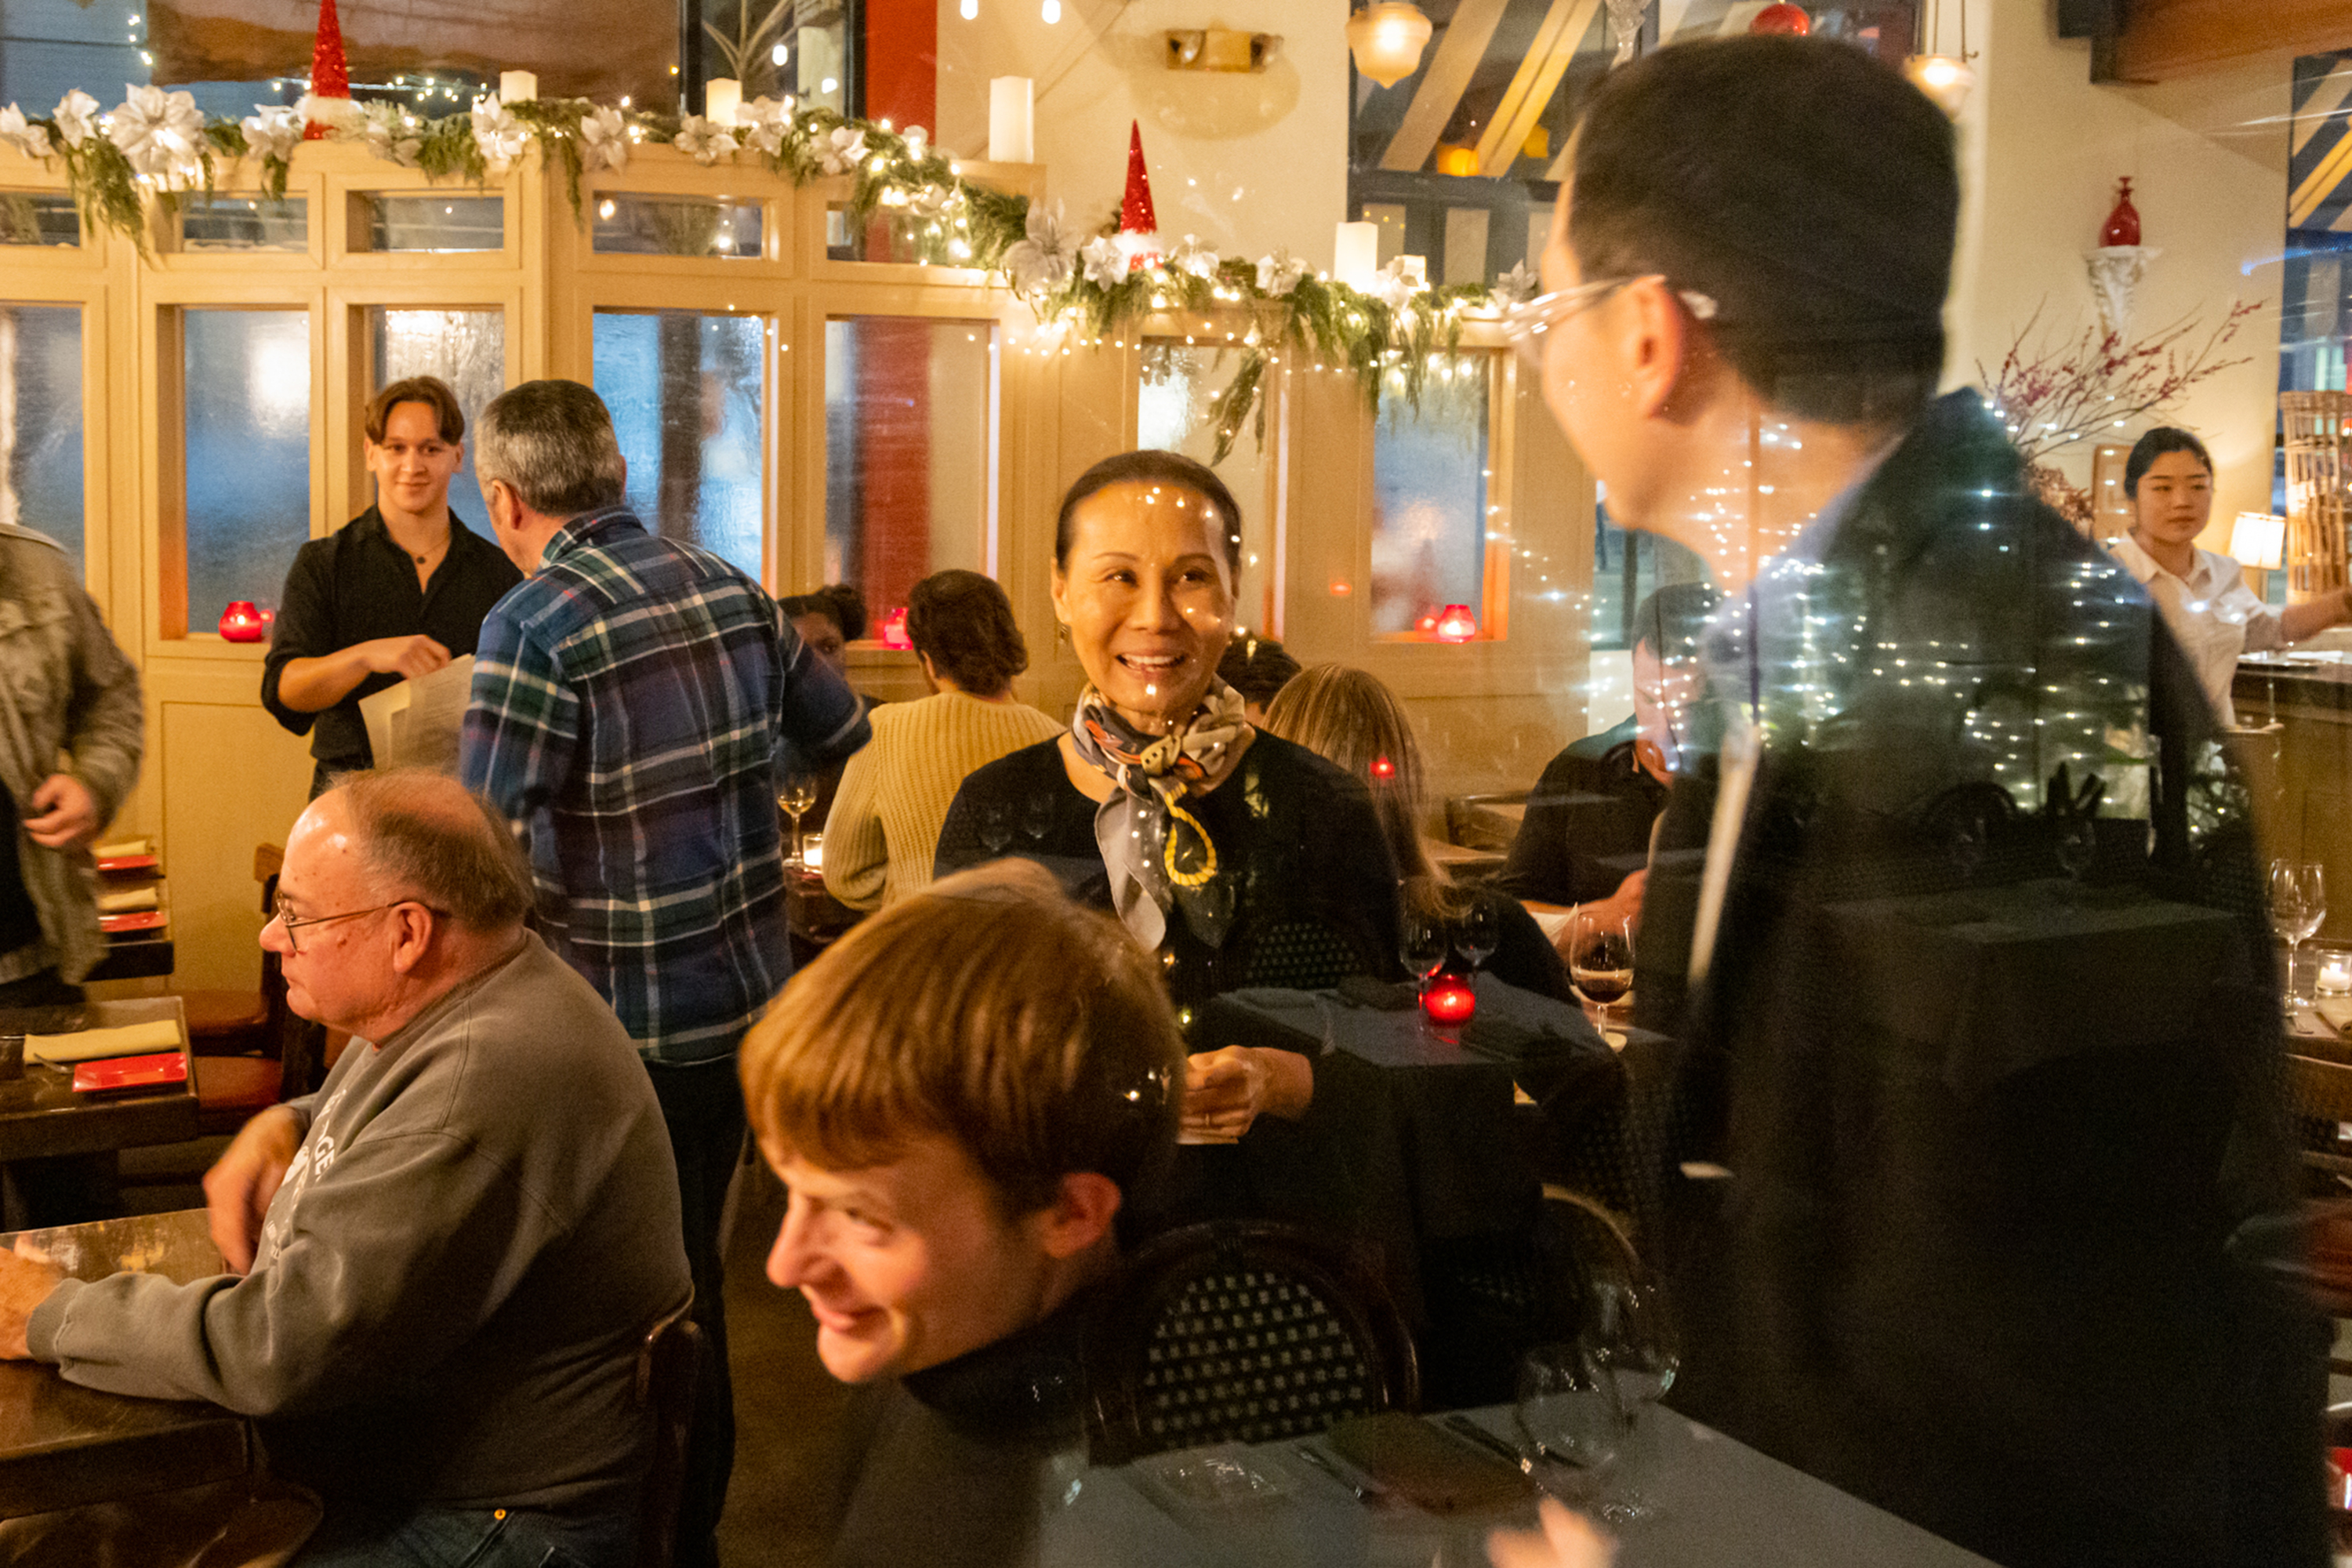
left=1138, top=340, right=1272, bottom=631
left=178, top=192, right=307, bottom=252
left=184, top=309, right=310, bottom=630
left=822, top=318, right=995, bottom=622
left=592, top=310, right=766, bottom=579
left=0, top=193, right=79, bottom=248
left=365, top=195, right=504, bottom=253
left=592, top=194, right=760, bottom=258
left=0, top=305, right=83, bottom=575
left=1370, top=353, right=1491, bottom=637
left=368, top=308, right=506, bottom=517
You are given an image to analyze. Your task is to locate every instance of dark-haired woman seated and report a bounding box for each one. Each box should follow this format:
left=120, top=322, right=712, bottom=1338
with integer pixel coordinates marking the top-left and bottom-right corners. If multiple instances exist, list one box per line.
left=936, top=451, right=1401, bottom=1132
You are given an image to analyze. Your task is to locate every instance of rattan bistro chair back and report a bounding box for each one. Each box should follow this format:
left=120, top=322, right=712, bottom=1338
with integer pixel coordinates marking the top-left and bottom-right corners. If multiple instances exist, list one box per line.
left=1083, top=1221, right=1418, bottom=1465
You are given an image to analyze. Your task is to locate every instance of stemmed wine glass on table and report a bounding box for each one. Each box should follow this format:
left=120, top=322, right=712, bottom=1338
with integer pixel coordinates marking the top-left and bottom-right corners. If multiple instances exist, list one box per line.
left=1399, top=879, right=1449, bottom=1008
left=1513, top=1341, right=1624, bottom=1509
left=2270, top=859, right=2328, bottom=1015
left=1580, top=1274, right=1682, bottom=1524
left=1454, top=897, right=1500, bottom=985
left=779, top=770, right=820, bottom=869
left=1566, top=907, right=1635, bottom=1036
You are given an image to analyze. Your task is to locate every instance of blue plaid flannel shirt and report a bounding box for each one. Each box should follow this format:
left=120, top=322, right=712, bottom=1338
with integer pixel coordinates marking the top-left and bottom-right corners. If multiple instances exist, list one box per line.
left=460, top=508, right=869, bottom=1062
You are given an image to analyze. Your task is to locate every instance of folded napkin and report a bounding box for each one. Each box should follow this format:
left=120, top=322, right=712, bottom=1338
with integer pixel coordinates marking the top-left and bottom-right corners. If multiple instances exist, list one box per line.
left=96, top=887, right=158, bottom=913
left=92, top=837, right=154, bottom=861
left=26, top=1019, right=183, bottom=1065
left=2320, top=997, right=2352, bottom=1037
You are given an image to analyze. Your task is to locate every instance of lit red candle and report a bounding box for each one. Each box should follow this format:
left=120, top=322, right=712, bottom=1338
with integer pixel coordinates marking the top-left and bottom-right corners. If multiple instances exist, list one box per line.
left=879, top=607, right=912, bottom=650
left=1433, top=604, right=1478, bottom=642
left=1421, top=975, right=1477, bottom=1025
left=218, top=601, right=267, bottom=643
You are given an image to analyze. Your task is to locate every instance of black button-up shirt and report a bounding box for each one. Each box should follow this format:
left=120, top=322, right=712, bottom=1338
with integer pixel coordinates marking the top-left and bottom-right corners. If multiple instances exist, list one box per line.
left=262, top=507, right=523, bottom=769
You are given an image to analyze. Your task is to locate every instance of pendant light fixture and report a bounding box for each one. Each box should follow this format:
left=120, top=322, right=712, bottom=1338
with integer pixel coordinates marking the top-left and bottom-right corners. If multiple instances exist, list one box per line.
left=1346, top=2, right=1432, bottom=89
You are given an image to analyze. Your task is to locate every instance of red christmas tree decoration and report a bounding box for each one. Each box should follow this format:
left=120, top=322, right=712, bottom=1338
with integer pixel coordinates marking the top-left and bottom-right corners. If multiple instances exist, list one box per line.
left=303, top=0, right=351, bottom=140
left=1118, top=120, right=1160, bottom=265
left=1750, top=2, right=1810, bottom=33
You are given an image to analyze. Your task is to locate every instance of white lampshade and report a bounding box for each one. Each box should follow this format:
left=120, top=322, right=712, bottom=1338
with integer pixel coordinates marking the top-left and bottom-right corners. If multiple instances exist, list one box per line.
left=1346, top=2, right=1432, bottom=89
left=1903, top=53, right=1974, bottom=117
left=2230, top=511, right=2287, bottom=571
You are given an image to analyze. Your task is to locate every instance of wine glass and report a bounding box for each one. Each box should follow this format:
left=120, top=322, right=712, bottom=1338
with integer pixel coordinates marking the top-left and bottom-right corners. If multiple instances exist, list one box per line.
left=2270, top=859, right=2328, bottom=1012
left=1514, top=1341, right=1623, bottom=1504
left=1454, top=898, right=1501, bottom=979
left=779, top=770, right=820, bottom=867
left=1566, top=908, right=1635, bottom=1028
left=1581, top=1276, right=1681, bottom=1523
left=2056, top=815, right=2097, bottom=885
left=1399, top=880, right=1449, bottom=1001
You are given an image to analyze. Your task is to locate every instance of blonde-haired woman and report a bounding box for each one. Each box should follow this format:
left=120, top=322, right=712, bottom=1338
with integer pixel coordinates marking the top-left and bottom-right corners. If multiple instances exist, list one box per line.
left=1264, top=663, right=1570, bottom=1001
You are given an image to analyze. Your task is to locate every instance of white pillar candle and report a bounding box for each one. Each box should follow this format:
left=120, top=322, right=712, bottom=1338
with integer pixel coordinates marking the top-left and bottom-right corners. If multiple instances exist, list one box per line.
left=1334, top=221, right=1378, bottom=289
left=704, top=78, right=742, bottom=126
left=988, top=77, right=1034, bottom=163
left=499, top=70, right=538, bottom=103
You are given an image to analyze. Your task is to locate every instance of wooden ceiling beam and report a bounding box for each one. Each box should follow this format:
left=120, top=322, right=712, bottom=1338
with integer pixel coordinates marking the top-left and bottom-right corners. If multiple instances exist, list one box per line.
left=1380, top=0, right=1516, bottom=173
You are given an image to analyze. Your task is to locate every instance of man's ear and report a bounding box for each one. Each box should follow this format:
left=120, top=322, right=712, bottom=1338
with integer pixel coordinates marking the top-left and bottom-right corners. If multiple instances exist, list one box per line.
left=1036, top=1171, right=1123, bottom=1260
left=387, top=902, right=438, bottom=976
left=1620, top=276, right=1694, bottom=423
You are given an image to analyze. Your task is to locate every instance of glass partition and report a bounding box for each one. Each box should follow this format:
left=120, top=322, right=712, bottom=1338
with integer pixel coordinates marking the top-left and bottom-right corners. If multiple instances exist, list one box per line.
left=367, top=308, right=507, bottom=517
left=0, top=194, right=79, bottom=248
left=1138, top=340, right=1272, bottom=633
left=592, top=310, right=768, bottom=579
left=592, top=194, right=761, bottom=258
left=183, top=308, right=310, bottom=631
left=1370, top=351, right=1496, bottom=639
left=822, top=318, right=996, bottom=625
left=0, top=305, right=83, bottom=574
left=361, top=195, right=504, bottom=253
left=178, top=193, right=307, bottom=252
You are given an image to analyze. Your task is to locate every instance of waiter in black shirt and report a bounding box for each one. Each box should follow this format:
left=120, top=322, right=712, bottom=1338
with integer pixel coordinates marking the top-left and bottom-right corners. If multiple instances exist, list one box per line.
left=263, top=376, right=522, bottom=797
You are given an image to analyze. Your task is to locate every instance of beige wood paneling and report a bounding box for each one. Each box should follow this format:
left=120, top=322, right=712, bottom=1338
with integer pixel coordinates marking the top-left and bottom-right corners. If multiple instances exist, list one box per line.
left=159, top=698, right=314, bottom=990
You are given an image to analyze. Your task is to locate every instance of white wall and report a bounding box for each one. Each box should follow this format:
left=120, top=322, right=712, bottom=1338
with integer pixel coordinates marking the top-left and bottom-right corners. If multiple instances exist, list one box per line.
left=1946, top=0, right=2288, bottom=541
left=935, top=0, right=1351, bottom=270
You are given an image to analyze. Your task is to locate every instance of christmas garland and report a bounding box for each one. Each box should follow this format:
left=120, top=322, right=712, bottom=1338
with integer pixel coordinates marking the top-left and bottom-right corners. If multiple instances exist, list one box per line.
left=0, top=86, right=1532, bottom=459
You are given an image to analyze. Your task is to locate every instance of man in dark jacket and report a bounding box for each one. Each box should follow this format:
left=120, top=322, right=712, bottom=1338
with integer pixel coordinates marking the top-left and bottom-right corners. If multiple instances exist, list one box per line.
left=1513, top=35, right=2322, bottom=1568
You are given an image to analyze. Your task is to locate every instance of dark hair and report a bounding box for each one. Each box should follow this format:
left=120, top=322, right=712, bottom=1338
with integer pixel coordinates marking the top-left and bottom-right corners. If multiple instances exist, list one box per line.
left=2123, top=426, right=2214, bottom=499
left=1628, top=582, right=1722, bottom=662
left=1570, top=36, right=1958, bottom=426
left=1218, top=633, right=1301, bottom=709
left=1054, top=450, right=1244, bottom=576
left=906, top=570, right=1028, bottom=695
left=779, top=583, right=869, bottom=642
left=474, top=379, right=626, bottom=518
left=332, top=768, right=533, bottom=931
left=365, top=376, right=465, bottom=445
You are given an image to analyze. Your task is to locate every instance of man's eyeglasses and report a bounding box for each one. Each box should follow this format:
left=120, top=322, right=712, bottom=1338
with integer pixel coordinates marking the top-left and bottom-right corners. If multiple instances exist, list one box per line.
left=270, top=896, right=442, bottom=953
left=1500, top=276, right=1719, bottom=370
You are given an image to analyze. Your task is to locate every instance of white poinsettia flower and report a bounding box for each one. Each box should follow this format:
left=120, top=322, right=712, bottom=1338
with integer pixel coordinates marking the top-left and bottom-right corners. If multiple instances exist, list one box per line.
left=741, top=96, right=788, bottom=127
left=296, top=93, right=361, bottom=135
left=1370, top=255, right=1418, bottom=310
left=52, top=89, right=98, bottom=148
left=1002, top=197, right=1079, bottom=296
left=742, top=121, right=784, bottom=158
left=0, top=105, right=54, bottom=161
left=579, top=104, right=629, bottom=172
left=673, top=114, right=739, bottom=165
left=1081, top=233, right=1131, bottom=289
left=901, top=124, right=928, bottom=159
left=816, top=125, right=866, bottom=175
left=1491, top=260, right=1537, bottom=307
left=1169, top=234, right=1219, bottom=280
left=359, top=102, right=422, bottom=167
left=470, top=96, right=530, bottom=173
left=240, top=104, right=302, bottom=165
left=1255, top=249, right=1307, bottom=297
left=108, top=85, right=205, bottom=183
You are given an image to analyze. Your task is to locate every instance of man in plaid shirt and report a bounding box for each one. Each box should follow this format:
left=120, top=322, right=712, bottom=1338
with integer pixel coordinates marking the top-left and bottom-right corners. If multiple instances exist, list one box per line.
left=460, top=379, right=868, bottom=1568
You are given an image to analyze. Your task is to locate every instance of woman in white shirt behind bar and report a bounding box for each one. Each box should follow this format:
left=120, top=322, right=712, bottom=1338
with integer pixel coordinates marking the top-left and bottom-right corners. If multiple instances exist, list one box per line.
left=2107, top=425, right=2352, bottom=724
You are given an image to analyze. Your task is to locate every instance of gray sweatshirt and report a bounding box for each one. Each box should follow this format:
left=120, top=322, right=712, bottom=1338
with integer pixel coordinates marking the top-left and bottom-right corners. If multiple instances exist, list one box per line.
left=27, top=933, right=691, bottom=1516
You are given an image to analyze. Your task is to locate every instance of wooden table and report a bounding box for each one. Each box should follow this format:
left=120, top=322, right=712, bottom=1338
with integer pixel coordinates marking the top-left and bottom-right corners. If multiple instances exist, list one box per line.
left=0, top=1000, right=198, bottom=1164
left=0, top=1209, right=248, bottom=1518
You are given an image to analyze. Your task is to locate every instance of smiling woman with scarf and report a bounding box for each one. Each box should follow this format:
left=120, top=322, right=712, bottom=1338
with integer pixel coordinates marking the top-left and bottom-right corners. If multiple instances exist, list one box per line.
left=936, top=451, right=1401, bottom=1142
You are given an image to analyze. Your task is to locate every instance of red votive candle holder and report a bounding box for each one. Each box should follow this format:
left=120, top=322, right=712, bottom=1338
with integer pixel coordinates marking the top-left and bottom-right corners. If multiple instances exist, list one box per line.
left=878, top=607, right=913, bottom=650
left=219, top=601, right=267, bottom=642
left=1422, top=975, right=1477, bottom=1025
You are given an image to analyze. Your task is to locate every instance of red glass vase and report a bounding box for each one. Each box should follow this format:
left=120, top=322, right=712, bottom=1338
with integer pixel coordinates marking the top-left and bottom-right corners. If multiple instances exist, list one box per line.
left=218, top=601, right=267, bottom=642
left=2100, top=177, right=2140, bottom=248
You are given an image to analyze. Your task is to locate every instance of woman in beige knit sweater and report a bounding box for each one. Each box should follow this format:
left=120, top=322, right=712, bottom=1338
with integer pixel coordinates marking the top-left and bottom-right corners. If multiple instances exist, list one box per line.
left=821, top=571, right=1063, bottom=909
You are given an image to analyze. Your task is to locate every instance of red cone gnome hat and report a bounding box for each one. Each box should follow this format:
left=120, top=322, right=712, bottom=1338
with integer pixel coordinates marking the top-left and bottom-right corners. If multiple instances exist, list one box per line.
left=303, top=0, right=351, bottom=140
left=1116, top=119, right=1160, bottom=267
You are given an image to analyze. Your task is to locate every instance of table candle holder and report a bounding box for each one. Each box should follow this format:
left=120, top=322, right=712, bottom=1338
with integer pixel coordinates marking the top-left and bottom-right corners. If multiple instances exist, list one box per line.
left=2317, top=945, right=2352, bottom=996
left=1421, top=973, right=1476, bottom=1025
